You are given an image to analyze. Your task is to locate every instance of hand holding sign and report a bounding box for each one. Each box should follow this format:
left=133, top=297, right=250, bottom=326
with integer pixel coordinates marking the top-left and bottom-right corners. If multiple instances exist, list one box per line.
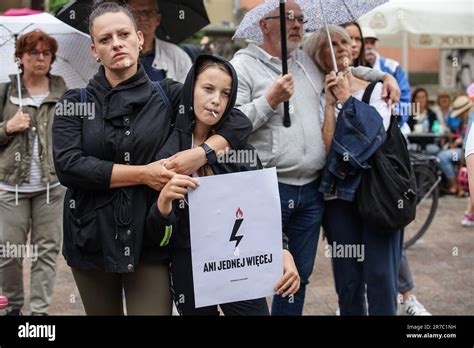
left=188, top=168, right=283, bottom=308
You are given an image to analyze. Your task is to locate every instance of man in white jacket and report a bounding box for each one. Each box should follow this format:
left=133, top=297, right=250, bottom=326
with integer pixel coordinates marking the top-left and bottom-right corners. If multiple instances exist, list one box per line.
left=231, top=0, right=400, bottom=315
left=127, top=0, right=192, bottom=83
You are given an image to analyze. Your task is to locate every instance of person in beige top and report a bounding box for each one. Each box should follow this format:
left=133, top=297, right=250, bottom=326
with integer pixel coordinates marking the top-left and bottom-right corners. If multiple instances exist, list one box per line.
left=0, top=30, right=67, bottom=316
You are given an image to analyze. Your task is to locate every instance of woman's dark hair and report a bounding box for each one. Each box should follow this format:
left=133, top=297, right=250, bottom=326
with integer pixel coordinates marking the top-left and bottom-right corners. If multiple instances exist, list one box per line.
left=412, top=87, right=432, bottom=112
left=341, top=22, right=366, bottom=67
left=15, top=29, right=58, bottom=74
left=88, top=1, right=137, bottom=40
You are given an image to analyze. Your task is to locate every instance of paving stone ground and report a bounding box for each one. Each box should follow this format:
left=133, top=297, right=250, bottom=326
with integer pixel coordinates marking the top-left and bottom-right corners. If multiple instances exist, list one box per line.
left=18, top=195, right=474, bottom=315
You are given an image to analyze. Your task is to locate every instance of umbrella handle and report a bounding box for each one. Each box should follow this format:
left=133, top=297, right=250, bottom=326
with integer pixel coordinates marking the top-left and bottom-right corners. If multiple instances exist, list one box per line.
left=280, top=0, right=291, bottom=128
left=14, top=58, right=23, bottom=109
left=319, top=0, right=338, bottom=73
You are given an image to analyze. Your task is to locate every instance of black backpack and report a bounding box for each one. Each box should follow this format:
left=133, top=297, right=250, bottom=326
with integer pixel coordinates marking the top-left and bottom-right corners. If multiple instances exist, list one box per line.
left=356, top=82, right=417, bottom=232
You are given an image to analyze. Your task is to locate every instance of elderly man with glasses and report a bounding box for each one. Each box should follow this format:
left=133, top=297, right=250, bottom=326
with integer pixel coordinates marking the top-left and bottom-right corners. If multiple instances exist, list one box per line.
left=126, top=0, right=192, bottom=83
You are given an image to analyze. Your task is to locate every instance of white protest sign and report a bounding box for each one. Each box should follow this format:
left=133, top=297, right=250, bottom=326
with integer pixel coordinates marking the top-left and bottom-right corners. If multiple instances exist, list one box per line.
left=188, top=167, right=282, bottom=308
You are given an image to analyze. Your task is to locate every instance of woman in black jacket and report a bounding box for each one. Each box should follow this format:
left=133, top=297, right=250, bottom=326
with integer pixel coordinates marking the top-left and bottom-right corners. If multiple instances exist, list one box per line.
left=52, top=2, right=252, bottom=315
left=147, top=54, right=300, bottom=315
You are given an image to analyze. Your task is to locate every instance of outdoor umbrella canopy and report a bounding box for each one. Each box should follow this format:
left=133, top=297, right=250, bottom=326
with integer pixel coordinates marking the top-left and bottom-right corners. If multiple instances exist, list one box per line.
left=0, top=12, right=99, bottom=91
left=55, top=0, right=210, bottom=44
left=358, top=0, right=474, bottom=70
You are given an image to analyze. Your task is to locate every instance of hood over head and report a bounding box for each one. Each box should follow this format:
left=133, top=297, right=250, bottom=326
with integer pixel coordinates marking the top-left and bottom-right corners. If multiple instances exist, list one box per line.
left=175, top=54, right=239, bottom=133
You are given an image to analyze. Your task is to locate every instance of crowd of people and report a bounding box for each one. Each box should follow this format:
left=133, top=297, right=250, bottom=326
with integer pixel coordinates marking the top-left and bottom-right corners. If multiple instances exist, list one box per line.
left=0, top=0, right=472, bottom=316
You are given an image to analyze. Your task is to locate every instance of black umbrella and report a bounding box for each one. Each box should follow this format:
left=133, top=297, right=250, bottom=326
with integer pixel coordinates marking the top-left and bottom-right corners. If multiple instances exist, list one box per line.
left=55, top=0, right=210, bottom=44
left=279, top=0, right=291, bottom=128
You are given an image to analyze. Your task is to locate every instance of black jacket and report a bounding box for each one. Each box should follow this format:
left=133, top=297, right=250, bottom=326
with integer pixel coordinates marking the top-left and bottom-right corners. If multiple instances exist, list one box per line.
left=147, top=54, right=289, bottom=250
left=52, top=64, right=252, bottom=273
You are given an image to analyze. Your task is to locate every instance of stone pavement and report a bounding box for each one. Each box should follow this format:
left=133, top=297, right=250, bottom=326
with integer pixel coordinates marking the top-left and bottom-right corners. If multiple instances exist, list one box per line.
left=18, top=196, right=474, bottom=315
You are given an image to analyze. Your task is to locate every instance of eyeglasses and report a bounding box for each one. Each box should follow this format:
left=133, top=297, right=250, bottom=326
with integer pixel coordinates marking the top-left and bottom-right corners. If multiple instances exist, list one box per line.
left=27, top=50, right=52, bottom=58
left=264, top=14, right=308, bottom=25
left=131, top=9, right=160, bottom=20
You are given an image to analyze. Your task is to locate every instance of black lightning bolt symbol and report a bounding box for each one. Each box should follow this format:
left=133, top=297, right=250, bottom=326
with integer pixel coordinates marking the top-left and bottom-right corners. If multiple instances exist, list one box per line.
left=230, top=218, right=244, bottom=248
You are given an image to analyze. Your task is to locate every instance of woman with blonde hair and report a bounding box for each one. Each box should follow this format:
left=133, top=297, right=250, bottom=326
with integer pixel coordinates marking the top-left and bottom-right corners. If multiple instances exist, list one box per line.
left=304, top=25, right=402, bottom=315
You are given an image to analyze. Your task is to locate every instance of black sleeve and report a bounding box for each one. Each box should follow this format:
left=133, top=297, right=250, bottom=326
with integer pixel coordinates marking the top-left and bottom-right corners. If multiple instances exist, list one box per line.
left=214, top=108, right=253, bottom=150
left=146, top=199, right=177, bottom=247
left=160, top=78, right=184, bottom=115
left=52, top=89, right=114, bottom=191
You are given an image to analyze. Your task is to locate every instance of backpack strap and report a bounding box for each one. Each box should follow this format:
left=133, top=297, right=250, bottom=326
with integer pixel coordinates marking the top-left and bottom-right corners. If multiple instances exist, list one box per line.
left=79, top=88, right=87, bottom=103
left=151, top=81, right=175, bottom=130
left=362, top=81, right=378, bottom=105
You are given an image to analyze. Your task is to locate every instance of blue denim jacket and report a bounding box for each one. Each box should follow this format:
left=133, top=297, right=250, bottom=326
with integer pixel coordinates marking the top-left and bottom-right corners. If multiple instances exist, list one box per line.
left=319, top=96, right=387, bottom=201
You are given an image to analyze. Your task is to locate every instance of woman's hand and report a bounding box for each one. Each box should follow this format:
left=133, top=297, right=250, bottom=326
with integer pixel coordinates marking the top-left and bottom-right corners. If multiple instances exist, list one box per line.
left=324, top=73, right=337, bottom=107
left=142, top=160, right=176, bottom=191
left=5, top=107, right=30, bottom=135
left=157, top=174, right=199, bottom=216
left=327, top=71, right=350, bottom=104
left=274, top=249, right=300, bottom=298
left=382, top=74, right=401, bottom=105
left=165, top=147, right=207, bottom=175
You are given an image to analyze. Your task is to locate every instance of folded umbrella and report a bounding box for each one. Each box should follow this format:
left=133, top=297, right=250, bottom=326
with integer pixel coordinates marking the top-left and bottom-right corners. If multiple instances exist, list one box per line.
left=55, top=0, right=210, bottom=44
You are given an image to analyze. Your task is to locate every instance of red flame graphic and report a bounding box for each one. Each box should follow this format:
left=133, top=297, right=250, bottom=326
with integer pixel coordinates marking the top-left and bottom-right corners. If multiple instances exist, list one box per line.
left=236, top=207, right=243, bottom=219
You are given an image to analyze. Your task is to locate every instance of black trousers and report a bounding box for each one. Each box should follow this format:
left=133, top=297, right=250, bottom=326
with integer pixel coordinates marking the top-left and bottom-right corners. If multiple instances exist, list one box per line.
left=170, top=247, right=269, bottom=316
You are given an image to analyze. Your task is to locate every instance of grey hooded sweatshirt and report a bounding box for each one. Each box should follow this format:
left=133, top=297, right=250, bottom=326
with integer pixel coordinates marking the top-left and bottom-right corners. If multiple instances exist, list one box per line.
left=231, top=44, right=385, bottom=186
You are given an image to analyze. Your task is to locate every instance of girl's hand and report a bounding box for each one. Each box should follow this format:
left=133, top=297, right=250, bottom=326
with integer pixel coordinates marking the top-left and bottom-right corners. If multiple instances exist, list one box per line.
left=274, top=249, right=300, bottom=298
left=157, top=174, right=199, bottom=216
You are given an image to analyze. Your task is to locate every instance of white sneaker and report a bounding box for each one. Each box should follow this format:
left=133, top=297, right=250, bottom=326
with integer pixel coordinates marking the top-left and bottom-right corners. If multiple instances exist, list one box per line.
left=399, top=295, right=431, bottom=316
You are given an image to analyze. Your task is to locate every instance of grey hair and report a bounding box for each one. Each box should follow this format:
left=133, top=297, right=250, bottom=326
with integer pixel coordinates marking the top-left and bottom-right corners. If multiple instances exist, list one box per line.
left=303, top=25, right=352, bottom=73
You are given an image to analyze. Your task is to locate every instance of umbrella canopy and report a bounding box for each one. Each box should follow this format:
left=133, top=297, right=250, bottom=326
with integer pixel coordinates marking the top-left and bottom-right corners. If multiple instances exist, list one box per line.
left=0, top=12, right=99, bottom=89
left=233, top=0, right=387, bottom=44
left=358, top=0, right=474, bottom=71
left=55, top=0, right=210, bottom=44
left=358, top=0, right=474, bottom=49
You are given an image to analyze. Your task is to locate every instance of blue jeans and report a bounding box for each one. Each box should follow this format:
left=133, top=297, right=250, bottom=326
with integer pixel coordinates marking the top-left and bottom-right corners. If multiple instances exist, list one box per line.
left=323, top=199, right=403, bottom=315
left=437, top=148, right=462, bottom=179
left=271, top=179, right=324, bottom=316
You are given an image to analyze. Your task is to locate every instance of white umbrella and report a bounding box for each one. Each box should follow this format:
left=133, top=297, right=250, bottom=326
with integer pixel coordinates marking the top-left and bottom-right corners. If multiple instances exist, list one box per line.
left=0, top=13, right=99, bottom=91
left=358, top=0, right=474, bottom=70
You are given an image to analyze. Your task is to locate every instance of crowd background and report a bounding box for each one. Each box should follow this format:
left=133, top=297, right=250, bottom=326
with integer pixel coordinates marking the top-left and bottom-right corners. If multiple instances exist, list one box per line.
left=0, top=0, right=473, bottom=317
